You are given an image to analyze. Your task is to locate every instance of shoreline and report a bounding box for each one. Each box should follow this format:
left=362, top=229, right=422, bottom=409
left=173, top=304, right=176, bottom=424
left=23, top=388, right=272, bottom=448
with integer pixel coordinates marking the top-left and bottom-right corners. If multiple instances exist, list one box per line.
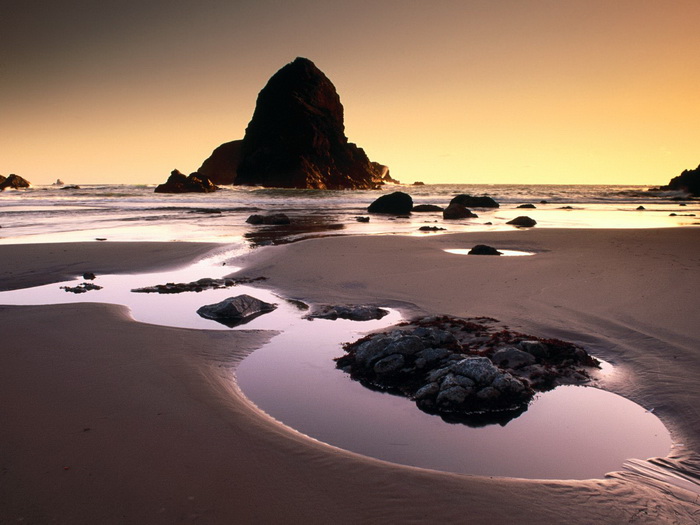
left=1, top=231, right=699, bottom=522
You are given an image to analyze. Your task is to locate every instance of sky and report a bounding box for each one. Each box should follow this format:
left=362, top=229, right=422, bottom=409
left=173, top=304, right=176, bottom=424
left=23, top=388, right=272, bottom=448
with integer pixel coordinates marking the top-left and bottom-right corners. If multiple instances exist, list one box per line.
left=2, top=0, right=699, bottom=186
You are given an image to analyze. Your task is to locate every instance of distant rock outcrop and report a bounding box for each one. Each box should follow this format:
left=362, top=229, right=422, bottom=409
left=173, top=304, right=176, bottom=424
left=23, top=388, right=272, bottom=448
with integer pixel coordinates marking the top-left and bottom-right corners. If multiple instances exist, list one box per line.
left=154, top=170, right=219, bottom=193
left=659, top=164, right=700, bottom=196
left=0, top=174, right=31, bottom=190
left=202, top=57, right=391, bottom=189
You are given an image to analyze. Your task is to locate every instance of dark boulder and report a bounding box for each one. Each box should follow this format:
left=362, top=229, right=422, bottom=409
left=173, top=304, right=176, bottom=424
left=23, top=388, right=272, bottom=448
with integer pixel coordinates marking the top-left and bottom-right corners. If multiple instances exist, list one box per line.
left=246, top=213, right=291, bottom=225
left=419, top=226, right=446, bottom=231
left=0, top=174, right=31, bottom=190
left=197, top=294, right=277, bottom=327
left=197, top=140, right=243, bottom=185
left=506, top=216, right=537, bottom=227
left=659, top=164, right=700, bottom=196
left=412, top=204, right=444, bottom=212
left=450, top=194, right=499, bottom=208
left=154, top=170, right=219, bottom=193
left=468, top=244, right=502, bottom=255
left=368, top=191, right=413, bottom=214
left=443, top=203, right=478, bottom=220
left=233, top=57, right=388, bottom=189
left=517, top=203, right=536, bottom=209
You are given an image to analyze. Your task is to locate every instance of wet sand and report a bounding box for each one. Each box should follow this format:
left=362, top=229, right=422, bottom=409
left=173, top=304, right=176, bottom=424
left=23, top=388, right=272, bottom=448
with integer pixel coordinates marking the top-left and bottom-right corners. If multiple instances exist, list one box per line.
left=1, top=230, right=699, bottom=523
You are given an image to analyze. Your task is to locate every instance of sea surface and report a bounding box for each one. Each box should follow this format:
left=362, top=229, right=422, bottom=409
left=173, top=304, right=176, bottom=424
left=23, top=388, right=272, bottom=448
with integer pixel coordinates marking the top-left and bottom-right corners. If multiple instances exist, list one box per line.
left=1, top=183, right=697, bottom=247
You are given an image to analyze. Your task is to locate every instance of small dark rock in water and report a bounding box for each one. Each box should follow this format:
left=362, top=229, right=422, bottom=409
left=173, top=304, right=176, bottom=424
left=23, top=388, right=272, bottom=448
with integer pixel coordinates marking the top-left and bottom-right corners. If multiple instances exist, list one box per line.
left=307, top=304, right=389, bottom=321
left=246, top=213, right=291, bottom=225
left=83, top=272, right=96, bottom=280
left=61, top=282, right=103, bottom=294
left=506, top=216, right=537, bottom=227
left=636, top=206, right=646, bottom=210
left=356, top=216, right=370, bottom=223
left=517, top=203, right=536, bottom=209
left=443, top=203, right=478, bottom=220
left=336, top=316, right=599, bottom=425
left=413, top=181, right=425, bottom=186
left=367, top=191, right=413, bottom=214
left=468, top=244, right=502, bottom=255
left=540, top=200, right=548, bottom=204
left=412, top=204, right=444, bottom=212
left=449, top=194, right=499, bottom=208
left=419, top=226, right=446, bottom=231
left=559, top=206, right=574, bottom=210
left=197, top=294, right=277, bottom=327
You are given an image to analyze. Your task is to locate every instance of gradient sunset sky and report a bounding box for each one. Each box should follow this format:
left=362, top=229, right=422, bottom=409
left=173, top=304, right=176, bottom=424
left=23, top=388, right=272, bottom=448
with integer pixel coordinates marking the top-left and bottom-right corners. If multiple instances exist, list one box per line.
left=2, top=0, right=699, bottom=186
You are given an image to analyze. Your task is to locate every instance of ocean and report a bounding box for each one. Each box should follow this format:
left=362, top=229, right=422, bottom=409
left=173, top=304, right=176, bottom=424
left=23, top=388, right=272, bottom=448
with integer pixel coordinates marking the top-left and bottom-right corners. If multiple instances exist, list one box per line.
left=0, top=183, right=696, bottom=246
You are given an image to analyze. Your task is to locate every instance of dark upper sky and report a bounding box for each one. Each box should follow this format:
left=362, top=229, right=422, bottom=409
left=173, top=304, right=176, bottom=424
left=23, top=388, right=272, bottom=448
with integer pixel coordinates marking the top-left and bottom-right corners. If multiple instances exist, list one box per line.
left=3, top=0, right=699, bottom=185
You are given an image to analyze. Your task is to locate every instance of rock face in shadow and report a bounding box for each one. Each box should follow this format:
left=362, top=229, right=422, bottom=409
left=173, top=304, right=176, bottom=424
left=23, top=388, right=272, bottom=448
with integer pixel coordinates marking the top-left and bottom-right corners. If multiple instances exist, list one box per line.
left=154, top=170, right=219, bottom=193
left=0, top=174, right=31, bottom=190
left=443, top=203, right=478, bottom=220
left=659, top=164, right=700, bottom=196
left=197, top=140, right=243, bottom=185
left=234, top=57, right=390, bottom=189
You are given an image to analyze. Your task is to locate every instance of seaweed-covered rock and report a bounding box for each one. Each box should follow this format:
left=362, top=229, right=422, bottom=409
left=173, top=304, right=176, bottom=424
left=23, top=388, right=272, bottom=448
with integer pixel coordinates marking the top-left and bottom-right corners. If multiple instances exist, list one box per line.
left=336, top=315, right=599, bottom=425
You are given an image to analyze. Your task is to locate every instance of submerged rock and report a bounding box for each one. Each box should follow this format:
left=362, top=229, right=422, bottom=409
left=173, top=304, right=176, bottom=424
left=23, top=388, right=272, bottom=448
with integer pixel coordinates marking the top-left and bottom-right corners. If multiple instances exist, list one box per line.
left=336, top=316, right=599, bottom=425
left=246, top=213, right=291, bottom=225
left=197, top=294, right=277, bottom=327
left=412, top=204, right=444, bottom=212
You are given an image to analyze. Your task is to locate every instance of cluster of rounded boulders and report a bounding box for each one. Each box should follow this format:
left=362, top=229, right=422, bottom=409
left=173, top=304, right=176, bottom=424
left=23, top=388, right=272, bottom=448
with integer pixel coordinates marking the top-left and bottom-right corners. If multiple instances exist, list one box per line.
left=154, top=170, right=219, bottom=193
left=0, top=174, right=31, bottom=190
left=336, top=316, right=599, bottom=423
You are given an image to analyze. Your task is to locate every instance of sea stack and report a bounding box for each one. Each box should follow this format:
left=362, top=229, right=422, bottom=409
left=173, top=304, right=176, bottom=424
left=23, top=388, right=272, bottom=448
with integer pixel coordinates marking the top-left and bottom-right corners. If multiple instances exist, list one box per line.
left=199, top=57, right=391, bottom=189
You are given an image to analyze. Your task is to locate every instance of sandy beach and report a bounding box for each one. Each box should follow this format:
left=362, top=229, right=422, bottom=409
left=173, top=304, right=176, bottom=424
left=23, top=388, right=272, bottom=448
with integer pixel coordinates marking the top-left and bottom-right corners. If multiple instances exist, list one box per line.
left=2, top=229, right=699, bottom=523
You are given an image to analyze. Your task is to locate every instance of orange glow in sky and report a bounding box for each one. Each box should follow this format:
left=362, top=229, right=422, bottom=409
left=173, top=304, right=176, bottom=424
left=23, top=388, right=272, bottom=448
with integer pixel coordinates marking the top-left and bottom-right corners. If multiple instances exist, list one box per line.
left=2, top=1, right=699, bottom=186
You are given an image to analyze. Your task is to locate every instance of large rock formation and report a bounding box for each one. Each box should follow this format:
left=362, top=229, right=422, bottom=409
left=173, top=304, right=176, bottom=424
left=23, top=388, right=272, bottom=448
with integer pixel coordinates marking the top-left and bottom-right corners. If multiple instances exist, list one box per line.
left=200, top=57, right=391, bottom=189
left=659, top=164, right=700, bottom=196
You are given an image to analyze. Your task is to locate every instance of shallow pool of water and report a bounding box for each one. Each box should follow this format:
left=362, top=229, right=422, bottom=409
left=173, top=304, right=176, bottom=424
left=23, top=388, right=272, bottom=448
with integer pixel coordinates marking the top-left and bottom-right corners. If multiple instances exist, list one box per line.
left=0, top=253, right=672, bottom=479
